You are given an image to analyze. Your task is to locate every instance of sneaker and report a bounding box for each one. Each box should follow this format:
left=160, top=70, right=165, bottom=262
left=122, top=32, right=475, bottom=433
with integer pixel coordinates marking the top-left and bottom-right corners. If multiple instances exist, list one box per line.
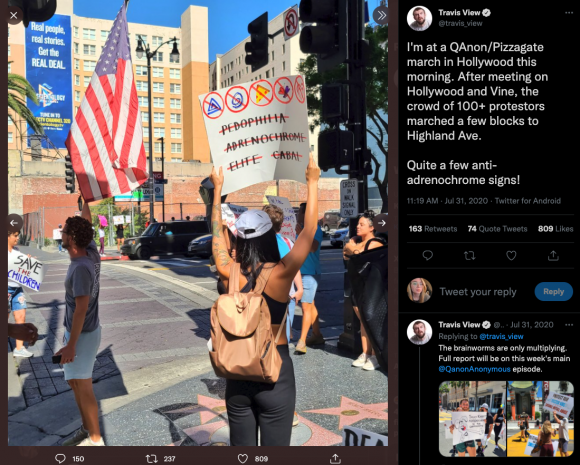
left=293, top=412, right=299, bottom=427
left=62, top=427, right=89, bottom=446
left=305, top=333, right=325, bottom=346
left=362, top=355, right=380, bottom=371
left=352, top=353, right=370, bottom=367
left=13, top=348, right=34, bottom=358
left=77, top=437, right=105, bottom=446
left=294, top=340, right=307, bottom=354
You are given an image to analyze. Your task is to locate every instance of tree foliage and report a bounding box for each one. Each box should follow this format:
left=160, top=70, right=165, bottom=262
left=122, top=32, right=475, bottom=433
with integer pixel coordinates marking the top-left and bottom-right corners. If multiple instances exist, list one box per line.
left=8, top=64, right=45, bottom=136
left=298, top=25, right=388, bottom=211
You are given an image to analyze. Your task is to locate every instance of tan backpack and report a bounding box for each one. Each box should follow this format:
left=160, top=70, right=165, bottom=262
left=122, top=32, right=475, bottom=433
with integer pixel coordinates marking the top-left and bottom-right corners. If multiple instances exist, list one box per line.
left=209, top=263, right=287, bottom=383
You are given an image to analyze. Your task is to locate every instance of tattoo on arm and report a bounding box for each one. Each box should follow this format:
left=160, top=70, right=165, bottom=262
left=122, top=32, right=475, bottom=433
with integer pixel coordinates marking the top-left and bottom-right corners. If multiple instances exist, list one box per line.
left=212, top=204, right=232, bottom=267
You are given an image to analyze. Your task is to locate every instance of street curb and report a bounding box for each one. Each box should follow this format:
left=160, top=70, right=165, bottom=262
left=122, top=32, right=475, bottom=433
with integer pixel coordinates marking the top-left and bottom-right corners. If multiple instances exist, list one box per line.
left=8, top=355, right=213, bottom=446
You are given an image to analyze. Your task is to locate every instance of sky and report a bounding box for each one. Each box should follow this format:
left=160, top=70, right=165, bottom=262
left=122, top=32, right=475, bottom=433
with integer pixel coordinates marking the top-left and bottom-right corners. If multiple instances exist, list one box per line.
left=75, top=0, right=386, bottom=61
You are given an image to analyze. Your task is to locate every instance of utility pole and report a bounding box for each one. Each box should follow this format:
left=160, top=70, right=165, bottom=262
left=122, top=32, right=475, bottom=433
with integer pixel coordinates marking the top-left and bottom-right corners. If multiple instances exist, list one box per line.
left=299, top=0, right=370, bottom=353
left=135, top=36, right=179, bottom=225
left=159, top=137, right=165, bottom=221
left=339, top=0, right=369, bottom=353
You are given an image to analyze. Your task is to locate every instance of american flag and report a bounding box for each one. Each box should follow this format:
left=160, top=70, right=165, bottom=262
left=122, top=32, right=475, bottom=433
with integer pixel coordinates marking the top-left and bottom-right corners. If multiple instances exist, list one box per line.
left=65, top=2, right=148, bottom=202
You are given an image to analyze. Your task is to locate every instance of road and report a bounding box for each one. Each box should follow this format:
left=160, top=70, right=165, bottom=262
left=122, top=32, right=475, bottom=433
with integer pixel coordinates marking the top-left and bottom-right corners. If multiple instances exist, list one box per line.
left=112, top=240, right=347, bottom=338
left=9, top=241, right=389, bottom=446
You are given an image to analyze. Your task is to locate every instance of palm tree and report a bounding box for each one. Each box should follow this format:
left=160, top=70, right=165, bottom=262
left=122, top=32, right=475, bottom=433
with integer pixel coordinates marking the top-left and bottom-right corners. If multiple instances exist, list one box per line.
left=8, top=63, right=44, bottom=136
left=450, top=381, right=462, bottom=406
left=439, top=383, right=450, bottom=408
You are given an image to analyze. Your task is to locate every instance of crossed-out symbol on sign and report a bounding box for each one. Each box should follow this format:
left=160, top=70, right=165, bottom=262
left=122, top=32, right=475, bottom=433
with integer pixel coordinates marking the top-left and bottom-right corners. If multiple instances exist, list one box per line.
left=285, top=10, right=298, bottom=36
left=294, top=76, right=305, bottom=104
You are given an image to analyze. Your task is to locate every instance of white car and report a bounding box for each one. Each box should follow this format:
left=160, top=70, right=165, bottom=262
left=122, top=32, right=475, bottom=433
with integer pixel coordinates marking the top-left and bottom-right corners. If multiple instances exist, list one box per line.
left=330, top=228, right=349, bottom=248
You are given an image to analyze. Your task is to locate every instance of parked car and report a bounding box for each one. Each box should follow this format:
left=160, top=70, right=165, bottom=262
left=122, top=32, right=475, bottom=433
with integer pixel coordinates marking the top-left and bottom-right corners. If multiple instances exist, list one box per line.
left=121, top=221, right=209, bottom=260
left=186, top=234, right=212, bottom=258
left=337, top=218, right=349, bottom=229
left=321, top=210, right=345, bottom=232
left=330, top=228, right=349, bottom=248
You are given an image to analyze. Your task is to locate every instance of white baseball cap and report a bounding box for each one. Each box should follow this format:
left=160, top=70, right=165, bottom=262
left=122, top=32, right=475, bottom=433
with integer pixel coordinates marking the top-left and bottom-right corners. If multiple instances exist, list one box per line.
left=235, top=210, right=273, bottom=239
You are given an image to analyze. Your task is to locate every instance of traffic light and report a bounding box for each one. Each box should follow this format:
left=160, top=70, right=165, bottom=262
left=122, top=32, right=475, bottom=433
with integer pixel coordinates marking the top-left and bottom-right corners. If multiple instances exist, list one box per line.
left=8, top=0, right=57, bottom=28
left=64, top=154, right=75, bottom=193
left=318, top=128, right=353, bottom=172
left=299, top=0, right=348, bottom=73
left=321, top=83, right=348, bottom=124
left=245, top=12, right=269, bottom=73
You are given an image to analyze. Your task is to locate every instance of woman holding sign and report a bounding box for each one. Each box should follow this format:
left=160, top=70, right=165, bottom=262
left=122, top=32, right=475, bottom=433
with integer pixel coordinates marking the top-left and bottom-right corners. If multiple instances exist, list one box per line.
left=209, top=154, right=320, bottom=446
left=8, top=230, right=34, bottom=358
left=533, top=421, right=557, bottom=456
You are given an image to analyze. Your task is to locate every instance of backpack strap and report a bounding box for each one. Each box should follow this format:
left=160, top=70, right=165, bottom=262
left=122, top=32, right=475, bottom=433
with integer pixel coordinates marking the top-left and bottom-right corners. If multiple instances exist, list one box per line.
left=228, top=263, right=241, bottom=294
left=273, top=306, right=288, bottom=345
left=253, top=262, right=276, bottom=295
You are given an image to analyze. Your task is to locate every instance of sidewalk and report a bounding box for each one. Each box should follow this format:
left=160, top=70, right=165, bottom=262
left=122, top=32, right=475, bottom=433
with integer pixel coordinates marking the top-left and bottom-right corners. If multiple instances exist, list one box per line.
left=8, top=246, right=388, bottom=446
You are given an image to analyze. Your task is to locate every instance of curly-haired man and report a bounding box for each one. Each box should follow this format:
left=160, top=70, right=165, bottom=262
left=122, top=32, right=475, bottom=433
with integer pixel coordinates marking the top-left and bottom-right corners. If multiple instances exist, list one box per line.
left=55, top=199, right=104, bottom=446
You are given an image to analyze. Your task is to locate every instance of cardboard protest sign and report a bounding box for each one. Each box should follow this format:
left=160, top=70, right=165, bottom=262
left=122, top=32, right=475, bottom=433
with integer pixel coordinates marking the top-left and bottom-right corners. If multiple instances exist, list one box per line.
left=543, top=391, right=574, bottom=418
left=199, top=76, right=310, bottom=195
left=8, top=252, right=46, bottom=292
left=221, top=203, right=248, bottom=235
left=451, top=412, right=486, bottom=445
left=523, top=433, right=558, bottom=457
left=113, top=215, right=125, bottom=225
left=266, top=195, right=297, bottom=241
left=342, top=426, right=387, bottom=446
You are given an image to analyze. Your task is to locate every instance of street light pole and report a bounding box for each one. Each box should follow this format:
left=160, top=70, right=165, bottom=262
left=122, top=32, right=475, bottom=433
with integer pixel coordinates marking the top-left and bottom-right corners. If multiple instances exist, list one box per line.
left=159, top=136, right=165, bottom=221
left=146, top=48, right=155, bottom=223
left=136, top=36, right=180, bottom=226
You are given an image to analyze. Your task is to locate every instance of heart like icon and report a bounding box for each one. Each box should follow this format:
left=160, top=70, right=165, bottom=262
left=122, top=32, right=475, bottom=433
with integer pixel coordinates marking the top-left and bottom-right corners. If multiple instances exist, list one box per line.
left=506, top=251, right=517, bottom=261
left=238, top=454, right=249, bottom=464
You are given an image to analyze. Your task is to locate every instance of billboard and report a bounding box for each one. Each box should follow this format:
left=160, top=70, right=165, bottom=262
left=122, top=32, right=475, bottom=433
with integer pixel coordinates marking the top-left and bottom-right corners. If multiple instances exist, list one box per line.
left=25, top=14, right=73, bottom=148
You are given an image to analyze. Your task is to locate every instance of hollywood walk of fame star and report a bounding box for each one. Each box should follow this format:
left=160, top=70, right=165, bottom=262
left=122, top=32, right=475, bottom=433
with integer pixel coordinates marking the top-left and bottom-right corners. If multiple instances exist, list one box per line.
left=305, top=397, right=388, bottom=430
left=164, top=394, right=227, bottom=425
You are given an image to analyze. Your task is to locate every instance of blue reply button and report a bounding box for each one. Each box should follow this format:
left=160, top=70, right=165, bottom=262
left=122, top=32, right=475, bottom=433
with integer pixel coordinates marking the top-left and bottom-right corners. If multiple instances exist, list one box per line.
left=535, top=282, right=573, bottom=301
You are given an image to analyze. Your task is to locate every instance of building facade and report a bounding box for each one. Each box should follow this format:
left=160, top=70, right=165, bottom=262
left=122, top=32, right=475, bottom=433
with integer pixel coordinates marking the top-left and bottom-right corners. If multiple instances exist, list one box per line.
left=8, top=0, right=210, bottom=163
left=443, top=381, right=507, bottom=415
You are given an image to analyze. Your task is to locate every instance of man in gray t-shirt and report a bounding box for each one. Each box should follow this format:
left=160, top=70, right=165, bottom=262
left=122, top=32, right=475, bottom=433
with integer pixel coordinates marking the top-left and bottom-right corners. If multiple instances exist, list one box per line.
left=64, top=239, right=101, bottom=332
left=54, top=200, right=105, bottom=447
left=554, top=413, right=569, bottom=457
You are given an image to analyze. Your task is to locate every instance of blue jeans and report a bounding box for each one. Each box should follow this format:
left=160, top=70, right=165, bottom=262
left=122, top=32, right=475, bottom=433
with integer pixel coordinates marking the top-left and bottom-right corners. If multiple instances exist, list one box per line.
left=56, top=240, right=62, bottom=252
left=286, top=298, right=296, bottom=341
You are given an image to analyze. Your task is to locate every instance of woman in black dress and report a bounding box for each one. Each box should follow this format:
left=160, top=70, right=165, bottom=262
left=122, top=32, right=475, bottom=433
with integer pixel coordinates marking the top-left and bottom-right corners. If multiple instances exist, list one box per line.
left=115, top=224, right=124, bottom=252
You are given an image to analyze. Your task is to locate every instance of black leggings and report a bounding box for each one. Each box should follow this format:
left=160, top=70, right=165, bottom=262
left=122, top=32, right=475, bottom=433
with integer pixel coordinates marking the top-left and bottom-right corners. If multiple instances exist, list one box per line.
left=226, top=345, right=296, bottom=446
left=494, top=426, right=502, bottom=445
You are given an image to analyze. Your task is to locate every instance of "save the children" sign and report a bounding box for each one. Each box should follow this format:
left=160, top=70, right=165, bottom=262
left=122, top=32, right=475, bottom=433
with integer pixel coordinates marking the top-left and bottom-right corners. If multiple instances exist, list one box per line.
left=199, top=75, right=310, bottom=195
left=8, top=252, right=46, bottom=291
